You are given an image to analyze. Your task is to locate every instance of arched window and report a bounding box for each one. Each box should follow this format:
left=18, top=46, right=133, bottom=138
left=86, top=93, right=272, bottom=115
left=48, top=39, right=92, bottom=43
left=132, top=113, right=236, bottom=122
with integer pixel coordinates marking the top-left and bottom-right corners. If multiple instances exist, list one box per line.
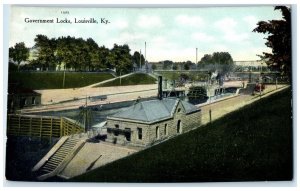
left=156, top=126, right=160, bottom=139
left=164, top=124, right=168, bottom=136
left=32, top=97, right=36, bottom=105
left=177, top=120, right=182, bottom=134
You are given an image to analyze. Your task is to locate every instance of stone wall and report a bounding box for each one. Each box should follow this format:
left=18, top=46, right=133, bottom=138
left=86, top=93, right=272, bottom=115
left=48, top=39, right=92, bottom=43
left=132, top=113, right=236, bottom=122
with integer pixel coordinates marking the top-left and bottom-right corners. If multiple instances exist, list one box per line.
left=106, top=119, right=151, bottom=146
left=106, top=102, right=201, bottom=147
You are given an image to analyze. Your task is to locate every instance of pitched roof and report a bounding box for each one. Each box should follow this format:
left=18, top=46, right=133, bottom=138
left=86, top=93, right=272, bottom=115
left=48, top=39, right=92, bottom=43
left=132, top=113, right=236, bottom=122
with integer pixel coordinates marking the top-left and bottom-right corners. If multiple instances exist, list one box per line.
left=8, top=84, right=41, bottom=95
left=108, top=98, right=200, bottom=123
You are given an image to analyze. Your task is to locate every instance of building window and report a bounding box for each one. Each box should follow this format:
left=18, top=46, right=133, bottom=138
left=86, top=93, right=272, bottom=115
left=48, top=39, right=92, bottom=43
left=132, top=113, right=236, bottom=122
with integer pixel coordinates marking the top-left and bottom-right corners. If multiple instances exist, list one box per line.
left=177, top=108, right=181, bottom=113
left=114, top=124, right=119, bottom=136
left=32, top=97, right=36, bottom=105
left=156, top=126, right=160, bottom=139
left=137, top=127, right=142, bottom=140
left=164, top=124, right=168, bottom=136
left=177, top=120, right=182, bottom=134
left=125, top=128, right=131, bottom=141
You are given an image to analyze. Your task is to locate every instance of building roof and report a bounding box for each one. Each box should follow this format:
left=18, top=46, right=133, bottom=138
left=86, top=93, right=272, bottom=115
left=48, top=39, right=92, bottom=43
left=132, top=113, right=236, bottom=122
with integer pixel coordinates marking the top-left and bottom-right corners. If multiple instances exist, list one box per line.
left=108, top=98, right=200, bottom=123
left=8, top=84, right=41, bottom=95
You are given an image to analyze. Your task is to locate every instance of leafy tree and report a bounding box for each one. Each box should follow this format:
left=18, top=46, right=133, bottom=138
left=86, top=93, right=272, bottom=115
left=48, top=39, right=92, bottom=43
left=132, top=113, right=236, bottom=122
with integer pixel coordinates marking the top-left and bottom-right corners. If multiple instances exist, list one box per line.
left=198, top=54, right=213, bottom=65
left=56, top=36, right=77, bottom=70
left=97, top=46, right=110, bottom=70
left=183, top=61, right=195, bottom=70
left=161, top=60, right=173, bottom=70
left=198, top=52, right=234, bottom=75
left=253, top=6, right=291, bottom=79
left=107, top=44, right=132, bottom=75
left=9, top=42, right=29, bottom=70
left=33, top=35, right=57, bottom=70
left=75, top=38, right=90, bottom=71
left=151, top=64, right=157, bottom=70
left=172, top=64, right=178, bottom=70
left=86, top=38, right=100, bottom=71
left=132, top=51, right=145, bottom=69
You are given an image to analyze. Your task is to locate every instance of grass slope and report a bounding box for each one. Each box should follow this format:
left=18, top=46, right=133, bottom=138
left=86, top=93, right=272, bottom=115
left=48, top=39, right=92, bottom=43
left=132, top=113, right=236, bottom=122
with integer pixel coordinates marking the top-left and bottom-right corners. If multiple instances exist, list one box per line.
left=72, top=88, right=293, bottom=182
left=96, top=73, right=156, bottom=87
left=8, top=72, right=114, bottom=89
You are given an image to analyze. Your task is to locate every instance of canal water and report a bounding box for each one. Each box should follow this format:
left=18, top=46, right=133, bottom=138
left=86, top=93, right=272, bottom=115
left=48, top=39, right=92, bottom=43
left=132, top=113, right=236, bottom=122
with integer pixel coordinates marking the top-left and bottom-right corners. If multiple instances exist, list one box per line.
left=28, top=87, right=238, bottom=126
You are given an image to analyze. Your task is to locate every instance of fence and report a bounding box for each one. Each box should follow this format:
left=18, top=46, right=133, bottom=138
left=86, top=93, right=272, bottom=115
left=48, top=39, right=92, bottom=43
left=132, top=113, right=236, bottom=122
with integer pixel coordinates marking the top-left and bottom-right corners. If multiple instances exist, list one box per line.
left=7, top=114, right=84, bottom=139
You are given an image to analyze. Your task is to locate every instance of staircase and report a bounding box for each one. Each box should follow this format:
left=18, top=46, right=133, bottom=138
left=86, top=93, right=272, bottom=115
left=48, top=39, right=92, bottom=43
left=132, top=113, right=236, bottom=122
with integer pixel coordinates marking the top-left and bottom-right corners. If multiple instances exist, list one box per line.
left=33, top=136, right=86, bottom=180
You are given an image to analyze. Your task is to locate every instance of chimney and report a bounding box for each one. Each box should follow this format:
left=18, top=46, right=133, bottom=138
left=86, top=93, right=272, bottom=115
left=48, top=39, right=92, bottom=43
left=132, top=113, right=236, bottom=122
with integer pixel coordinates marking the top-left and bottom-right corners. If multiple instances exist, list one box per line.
left=158, top=76, right=163, bottom=100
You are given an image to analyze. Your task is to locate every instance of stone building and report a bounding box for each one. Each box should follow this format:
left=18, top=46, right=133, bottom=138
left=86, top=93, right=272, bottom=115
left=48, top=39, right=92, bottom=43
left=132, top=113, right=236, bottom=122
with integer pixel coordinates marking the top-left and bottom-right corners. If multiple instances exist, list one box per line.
left=105, top=98, right=201, bottom=147
left=7, top=84, right=41, bottom=113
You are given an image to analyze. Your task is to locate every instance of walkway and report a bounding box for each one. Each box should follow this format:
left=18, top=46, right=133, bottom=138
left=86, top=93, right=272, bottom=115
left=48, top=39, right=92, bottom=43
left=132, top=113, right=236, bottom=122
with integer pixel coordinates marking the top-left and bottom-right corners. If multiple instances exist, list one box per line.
left=58, top=142, right=140, bottom=179
left=200, top=84, right=288, bottom=125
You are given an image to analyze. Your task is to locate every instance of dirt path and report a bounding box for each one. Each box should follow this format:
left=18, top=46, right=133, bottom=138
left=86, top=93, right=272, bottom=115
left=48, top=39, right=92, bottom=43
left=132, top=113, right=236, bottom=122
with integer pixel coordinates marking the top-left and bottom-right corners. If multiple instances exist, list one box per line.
left=200, top=84, right=288, bottom=125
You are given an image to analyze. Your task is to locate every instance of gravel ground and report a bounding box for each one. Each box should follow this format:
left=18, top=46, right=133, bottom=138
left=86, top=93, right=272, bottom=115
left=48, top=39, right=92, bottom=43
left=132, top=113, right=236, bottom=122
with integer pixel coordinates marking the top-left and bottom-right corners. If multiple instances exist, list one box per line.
left=59, top=142, right=139, bottom=179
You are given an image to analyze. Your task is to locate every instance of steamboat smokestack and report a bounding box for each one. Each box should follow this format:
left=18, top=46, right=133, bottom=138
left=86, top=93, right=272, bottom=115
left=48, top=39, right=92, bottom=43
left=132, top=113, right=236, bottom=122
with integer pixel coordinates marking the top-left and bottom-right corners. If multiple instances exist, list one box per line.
left=158, top=76, right=163, bottom=100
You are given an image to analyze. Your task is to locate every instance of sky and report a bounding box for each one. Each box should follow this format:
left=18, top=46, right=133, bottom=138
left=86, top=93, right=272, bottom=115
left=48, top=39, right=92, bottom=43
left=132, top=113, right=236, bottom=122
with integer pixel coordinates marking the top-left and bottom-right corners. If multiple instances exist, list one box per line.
left=8, top=6, right=285, bottom=62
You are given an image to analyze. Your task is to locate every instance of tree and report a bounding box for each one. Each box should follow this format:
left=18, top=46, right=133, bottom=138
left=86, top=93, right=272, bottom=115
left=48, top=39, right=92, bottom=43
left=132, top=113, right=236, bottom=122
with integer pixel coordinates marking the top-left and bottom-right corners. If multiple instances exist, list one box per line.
left=97, top=46, right=110, bottom=70
left=132, top=51, right=145, bottom=69
left=162, top=60, right=173, bottom=70
left=56, top=36, right=74, bottom=70
left=253, top=6, right=291, bottom=79
left=183, top=61, right=194, bottom=70
left=151, top=64, right=157, bottom=71
left=107, top=44, right=132, bottom=75
left=9, top=42, right=29, bottom=70
left=33, top=35, right=57, bottom=70
left=86, top=38, right=100, bottom=71
left=198, top=52, right=234, bottom=75
left=198, top=54, right=213, bottom=65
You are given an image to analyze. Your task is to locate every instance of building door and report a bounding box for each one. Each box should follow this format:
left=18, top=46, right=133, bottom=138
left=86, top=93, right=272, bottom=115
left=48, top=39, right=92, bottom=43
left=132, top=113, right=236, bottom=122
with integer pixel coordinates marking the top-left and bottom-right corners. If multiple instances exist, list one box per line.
left=177, top=120, right=182, bottom=134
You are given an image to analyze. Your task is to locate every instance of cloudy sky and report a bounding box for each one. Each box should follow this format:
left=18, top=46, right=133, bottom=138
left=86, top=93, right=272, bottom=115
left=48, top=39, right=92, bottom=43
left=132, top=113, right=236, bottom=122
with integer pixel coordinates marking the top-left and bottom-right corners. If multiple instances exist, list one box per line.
left=9, top=6, right=284, bottom=62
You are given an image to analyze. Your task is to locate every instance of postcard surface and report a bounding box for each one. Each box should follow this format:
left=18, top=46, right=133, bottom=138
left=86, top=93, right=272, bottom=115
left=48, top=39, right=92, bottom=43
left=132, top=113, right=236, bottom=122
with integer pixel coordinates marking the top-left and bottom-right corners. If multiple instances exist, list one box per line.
left=5, top=5, right=293, bottom=183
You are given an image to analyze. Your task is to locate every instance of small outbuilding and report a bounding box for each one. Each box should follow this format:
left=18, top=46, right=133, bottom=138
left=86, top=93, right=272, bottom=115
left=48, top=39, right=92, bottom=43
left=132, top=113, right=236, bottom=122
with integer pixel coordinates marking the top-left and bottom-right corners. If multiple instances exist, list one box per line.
left=105, top=98, right=201, bottom=147
left=7, top=83, right=41, bottom=113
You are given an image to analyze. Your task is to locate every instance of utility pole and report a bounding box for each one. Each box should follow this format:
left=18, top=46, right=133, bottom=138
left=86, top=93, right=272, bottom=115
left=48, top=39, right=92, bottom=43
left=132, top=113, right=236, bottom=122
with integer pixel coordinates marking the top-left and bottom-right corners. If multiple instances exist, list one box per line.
left=62, top=71, right=66, bottom=88
left=196, top=48, right=198, bottom=65
left=84, top=95, right=88, bottom=132
left=119, top=70, right=122, bottom=86
left=145, top=42, right=147, bottom=73
left=145, top=42, right=147, bottom=62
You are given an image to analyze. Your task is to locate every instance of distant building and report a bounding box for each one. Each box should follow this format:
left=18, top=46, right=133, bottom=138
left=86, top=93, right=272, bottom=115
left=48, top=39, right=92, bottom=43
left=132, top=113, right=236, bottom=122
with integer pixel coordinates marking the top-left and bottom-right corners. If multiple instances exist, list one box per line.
left=234, top=60, right=267, bottom=67
left=105, top=98, right=201, bottom=147
left=7, top=84, right=41, bottom=113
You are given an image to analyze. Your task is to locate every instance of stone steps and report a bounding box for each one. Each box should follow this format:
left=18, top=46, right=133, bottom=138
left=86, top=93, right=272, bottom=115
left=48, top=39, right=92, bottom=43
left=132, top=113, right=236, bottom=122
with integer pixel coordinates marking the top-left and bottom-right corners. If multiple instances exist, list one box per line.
left=37, top=137, right=82, bottom=179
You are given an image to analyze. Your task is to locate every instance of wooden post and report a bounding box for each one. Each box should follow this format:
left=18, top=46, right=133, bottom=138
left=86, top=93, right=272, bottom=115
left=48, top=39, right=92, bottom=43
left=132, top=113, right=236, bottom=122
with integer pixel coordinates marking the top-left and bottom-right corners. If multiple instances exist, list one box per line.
left=50, top=118, right=53, bottom=144
left=40, top=117, right=43, bottom=140
left=29, top=117, right=32, bottom=137
left=260, top=83, right=262, bottom=98
left=209, top=109, right=212, bottom=123
left=60, top=118, right=63, bottom=137
left=18, top=115, right=21, bottom=136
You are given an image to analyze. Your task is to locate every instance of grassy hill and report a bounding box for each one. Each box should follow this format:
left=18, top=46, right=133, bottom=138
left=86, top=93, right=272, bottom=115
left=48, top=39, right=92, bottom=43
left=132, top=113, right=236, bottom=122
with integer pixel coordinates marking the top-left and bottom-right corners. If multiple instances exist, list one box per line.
left=96, top=73, right=156, bottom=87
left=71, top=88, right=293, bottom=182
left=8, top=72, right=114, bottom=90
